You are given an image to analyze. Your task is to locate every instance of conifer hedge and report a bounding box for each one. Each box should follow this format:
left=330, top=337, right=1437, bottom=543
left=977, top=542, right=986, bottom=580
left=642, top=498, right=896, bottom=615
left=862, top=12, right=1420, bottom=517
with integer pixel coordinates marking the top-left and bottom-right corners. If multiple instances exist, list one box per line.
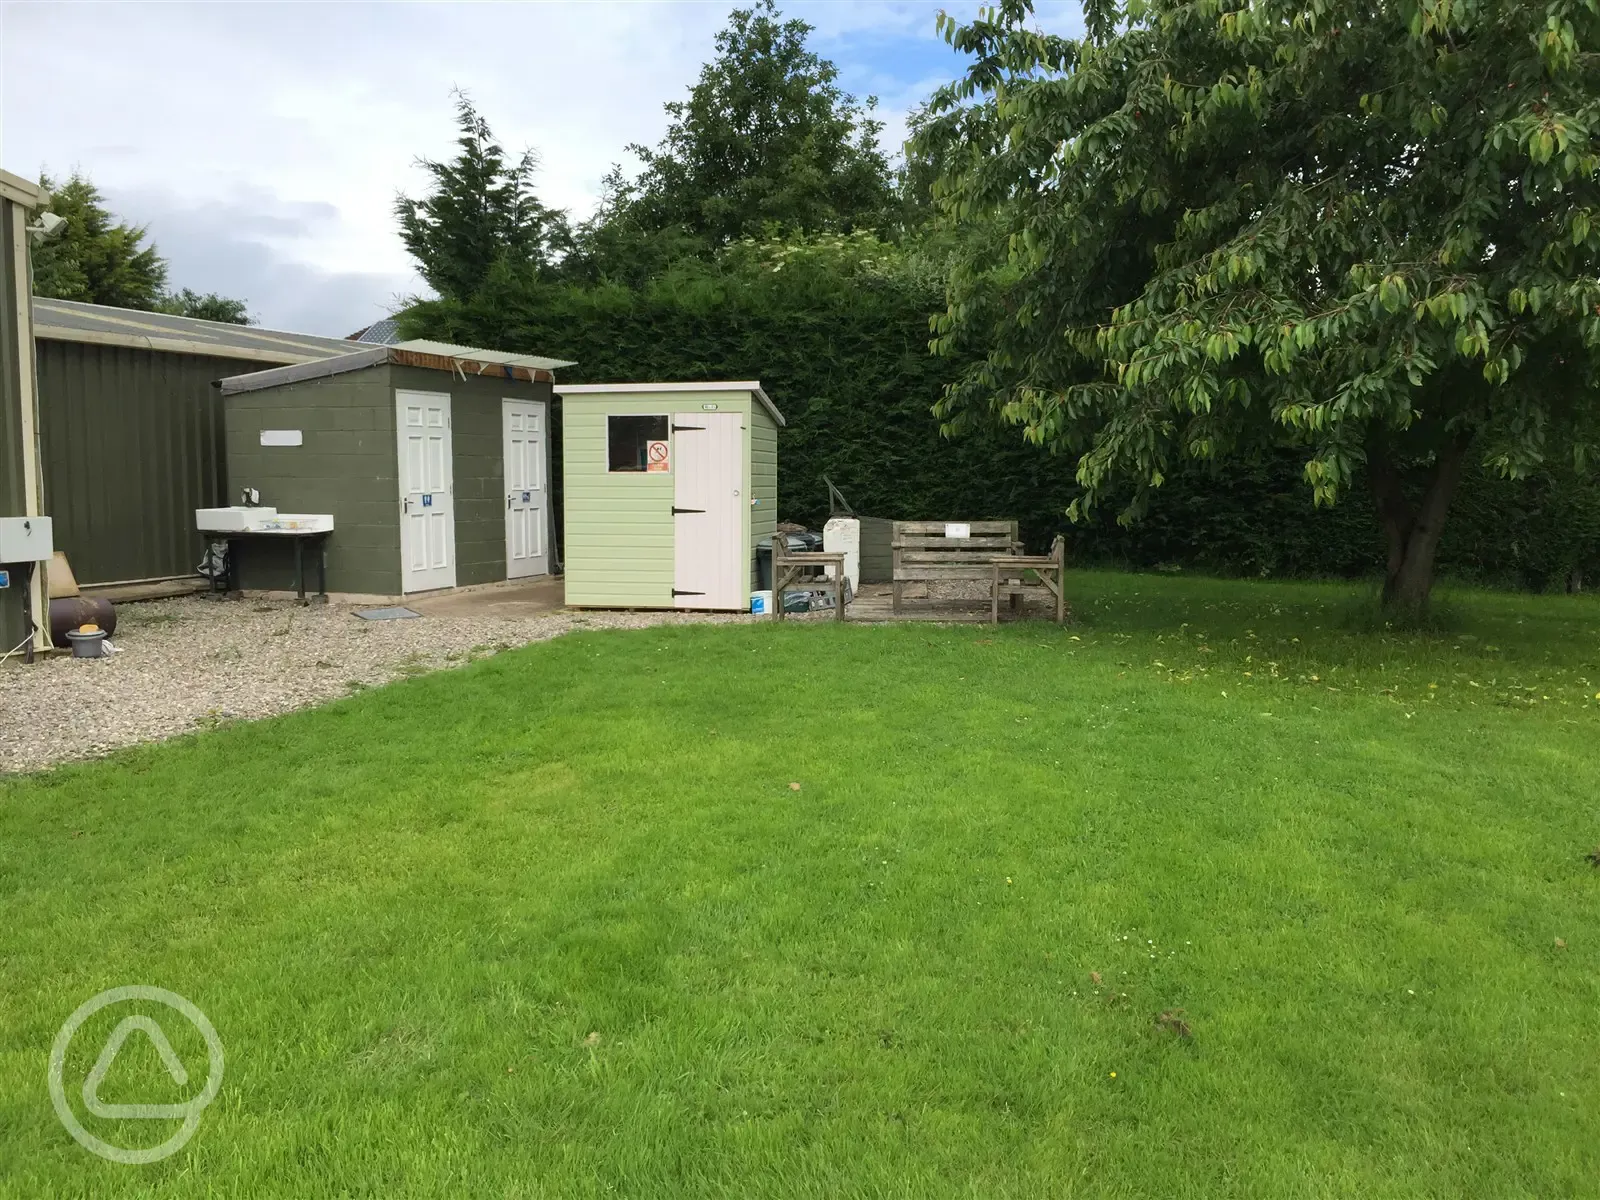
left=400, top=259, right=1600, bottom=590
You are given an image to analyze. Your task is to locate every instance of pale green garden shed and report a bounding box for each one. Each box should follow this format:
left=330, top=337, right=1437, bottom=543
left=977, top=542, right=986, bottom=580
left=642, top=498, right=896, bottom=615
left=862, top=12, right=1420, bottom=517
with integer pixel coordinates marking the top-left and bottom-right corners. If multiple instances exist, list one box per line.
left=558, top=382, right=782, bottom=611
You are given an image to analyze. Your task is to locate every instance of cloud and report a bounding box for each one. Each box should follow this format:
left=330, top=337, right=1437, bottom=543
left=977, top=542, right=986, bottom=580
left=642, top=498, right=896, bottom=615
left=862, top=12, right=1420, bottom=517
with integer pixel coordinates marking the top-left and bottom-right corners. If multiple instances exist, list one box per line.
left=102, top=184, right=418, bottom=336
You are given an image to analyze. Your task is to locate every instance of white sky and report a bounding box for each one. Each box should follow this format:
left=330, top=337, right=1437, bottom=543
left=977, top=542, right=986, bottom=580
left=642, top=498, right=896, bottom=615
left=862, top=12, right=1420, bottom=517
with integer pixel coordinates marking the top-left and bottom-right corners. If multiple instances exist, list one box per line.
left=1, top=1, right=1082, bottom=335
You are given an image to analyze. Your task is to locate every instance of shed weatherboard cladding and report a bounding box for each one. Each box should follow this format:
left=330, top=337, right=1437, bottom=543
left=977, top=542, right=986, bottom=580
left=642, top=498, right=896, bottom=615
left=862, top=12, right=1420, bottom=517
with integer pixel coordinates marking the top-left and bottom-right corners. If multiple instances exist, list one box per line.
left=562, top=388, right=761, bottom=609
left=224, top=364, right=402, bottom=596
left=0, top=188, right=32, bottom=649
left=749, top=401, right=778, bottom=586
left=35, top=341, right=259, bottom=584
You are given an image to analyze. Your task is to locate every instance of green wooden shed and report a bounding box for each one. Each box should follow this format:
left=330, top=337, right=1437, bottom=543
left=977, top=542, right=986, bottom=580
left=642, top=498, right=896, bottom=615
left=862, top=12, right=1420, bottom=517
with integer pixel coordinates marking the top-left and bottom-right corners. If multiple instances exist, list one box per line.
left=219, top=341, right=572, bottom=597
left=557, top=382, right=782, bottom=611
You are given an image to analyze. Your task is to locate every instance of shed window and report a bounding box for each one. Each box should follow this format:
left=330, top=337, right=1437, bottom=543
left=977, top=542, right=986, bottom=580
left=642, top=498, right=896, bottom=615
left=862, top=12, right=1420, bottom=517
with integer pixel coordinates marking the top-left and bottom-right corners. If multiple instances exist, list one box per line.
left=608, top=414, right=669, bottom=472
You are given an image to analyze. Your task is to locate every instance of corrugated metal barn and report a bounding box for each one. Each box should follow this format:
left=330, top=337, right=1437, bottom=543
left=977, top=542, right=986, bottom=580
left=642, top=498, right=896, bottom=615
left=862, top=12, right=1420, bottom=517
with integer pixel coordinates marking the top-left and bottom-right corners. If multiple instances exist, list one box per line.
left=33, top=300, right=356, bottom=587
left=0, top=170, right=45, bottom=656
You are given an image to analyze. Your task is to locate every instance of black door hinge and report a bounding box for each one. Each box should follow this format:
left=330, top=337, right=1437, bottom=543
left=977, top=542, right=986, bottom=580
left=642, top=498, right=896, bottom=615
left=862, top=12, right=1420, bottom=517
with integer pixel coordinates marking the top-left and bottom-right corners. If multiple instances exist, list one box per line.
left=671, top=506, right=705, bottom=514
left=672, top=424, right=705, bottom=431
left=672, top=589, right=705, bottom=597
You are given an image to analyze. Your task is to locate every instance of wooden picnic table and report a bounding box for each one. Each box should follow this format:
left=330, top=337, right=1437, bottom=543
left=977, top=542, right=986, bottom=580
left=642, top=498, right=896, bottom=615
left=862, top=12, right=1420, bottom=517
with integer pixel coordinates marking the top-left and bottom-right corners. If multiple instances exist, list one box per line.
left=990, top=535, right=1067, bottom=624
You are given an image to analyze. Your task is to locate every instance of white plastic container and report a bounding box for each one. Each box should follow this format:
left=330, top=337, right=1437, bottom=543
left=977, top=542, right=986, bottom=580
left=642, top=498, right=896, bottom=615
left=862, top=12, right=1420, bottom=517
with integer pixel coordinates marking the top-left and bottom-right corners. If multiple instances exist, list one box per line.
left=823, top=517, right=861, bottom=594
left=750, top=590, right=773, bottom=615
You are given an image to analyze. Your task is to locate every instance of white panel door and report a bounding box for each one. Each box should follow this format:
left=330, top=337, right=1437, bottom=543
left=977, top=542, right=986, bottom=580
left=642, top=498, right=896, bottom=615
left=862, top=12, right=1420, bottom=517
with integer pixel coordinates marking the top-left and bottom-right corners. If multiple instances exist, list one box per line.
left=672, top=411, right=744, bottom=610
left=395, top=389, right=456, bottom=593
left=502, top=398, right=548, bottom=579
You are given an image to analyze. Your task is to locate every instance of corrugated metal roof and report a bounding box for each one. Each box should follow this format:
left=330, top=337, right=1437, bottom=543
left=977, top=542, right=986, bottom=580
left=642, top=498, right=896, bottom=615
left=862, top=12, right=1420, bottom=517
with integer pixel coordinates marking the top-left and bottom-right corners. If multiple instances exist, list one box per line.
left=557, top=380, right=784, bottom=426
left=33, top=298, right=360, bottom=365
left=394, top=339, right=574, bottom=371
left=218, top=343, right=569, bottom=395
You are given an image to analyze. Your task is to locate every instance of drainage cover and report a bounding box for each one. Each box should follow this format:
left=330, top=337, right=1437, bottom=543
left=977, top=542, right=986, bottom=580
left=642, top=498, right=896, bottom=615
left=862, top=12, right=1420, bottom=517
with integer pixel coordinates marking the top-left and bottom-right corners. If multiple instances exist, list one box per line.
left=355, top=607, right=422, bottom=621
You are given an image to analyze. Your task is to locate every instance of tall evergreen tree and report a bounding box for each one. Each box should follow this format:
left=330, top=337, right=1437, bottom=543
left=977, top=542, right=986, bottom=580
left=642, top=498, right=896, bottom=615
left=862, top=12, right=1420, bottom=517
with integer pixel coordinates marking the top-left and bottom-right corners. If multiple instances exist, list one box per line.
left=395, top=91, right=571, bottom=302
left=592, top=1, right=894, bottom=260
left=31, top=173, right=168, bottom=310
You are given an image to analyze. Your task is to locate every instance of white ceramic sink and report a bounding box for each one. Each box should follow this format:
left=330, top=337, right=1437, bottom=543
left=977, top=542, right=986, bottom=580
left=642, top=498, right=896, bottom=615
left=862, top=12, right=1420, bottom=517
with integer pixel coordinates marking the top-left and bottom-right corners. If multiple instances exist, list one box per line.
left=196, top=506, right=277, bottom=532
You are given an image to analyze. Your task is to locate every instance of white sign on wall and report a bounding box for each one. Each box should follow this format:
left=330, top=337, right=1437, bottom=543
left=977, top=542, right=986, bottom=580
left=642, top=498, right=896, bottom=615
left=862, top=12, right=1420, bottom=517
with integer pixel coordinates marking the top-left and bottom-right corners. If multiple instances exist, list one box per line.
left=945, top=522, right=971, bottom=539
left=260, top=430, right=303, bottom=447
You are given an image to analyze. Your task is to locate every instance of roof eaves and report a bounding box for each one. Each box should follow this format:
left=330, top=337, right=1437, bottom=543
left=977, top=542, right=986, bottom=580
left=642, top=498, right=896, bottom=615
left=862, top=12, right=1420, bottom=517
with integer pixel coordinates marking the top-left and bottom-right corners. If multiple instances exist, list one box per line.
left=556, top=380, right=785, bottom=426
left=0, top=169, right=44, bottom=208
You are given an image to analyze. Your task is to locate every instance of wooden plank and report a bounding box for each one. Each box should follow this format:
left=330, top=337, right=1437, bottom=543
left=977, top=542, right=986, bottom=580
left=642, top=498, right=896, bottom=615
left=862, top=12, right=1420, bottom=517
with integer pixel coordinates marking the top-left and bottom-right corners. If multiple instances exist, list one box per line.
left=893, top=566, right=999, bottom=580
left=894, top=520, right=1016, bottom=535
left=892, top=536, right=1017, bottom=551
left=898, top=549, right=1015, bottom=563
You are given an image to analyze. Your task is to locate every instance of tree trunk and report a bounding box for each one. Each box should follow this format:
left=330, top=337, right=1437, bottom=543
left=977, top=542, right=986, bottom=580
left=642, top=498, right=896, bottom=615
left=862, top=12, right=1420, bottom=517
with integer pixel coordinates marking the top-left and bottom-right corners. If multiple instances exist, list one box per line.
left=1368, top=437, right=1470, bottom=613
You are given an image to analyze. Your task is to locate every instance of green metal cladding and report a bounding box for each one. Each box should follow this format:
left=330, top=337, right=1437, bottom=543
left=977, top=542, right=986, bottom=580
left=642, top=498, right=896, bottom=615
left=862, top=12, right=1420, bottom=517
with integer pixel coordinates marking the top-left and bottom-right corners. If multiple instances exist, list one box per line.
left=34, top=340, right=262, bottom=585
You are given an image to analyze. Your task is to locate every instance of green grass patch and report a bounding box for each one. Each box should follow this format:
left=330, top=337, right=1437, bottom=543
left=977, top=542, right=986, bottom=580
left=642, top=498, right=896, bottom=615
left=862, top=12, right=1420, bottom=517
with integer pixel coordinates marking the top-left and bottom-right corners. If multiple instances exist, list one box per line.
left=2, top=571, right=1597, bottom=1197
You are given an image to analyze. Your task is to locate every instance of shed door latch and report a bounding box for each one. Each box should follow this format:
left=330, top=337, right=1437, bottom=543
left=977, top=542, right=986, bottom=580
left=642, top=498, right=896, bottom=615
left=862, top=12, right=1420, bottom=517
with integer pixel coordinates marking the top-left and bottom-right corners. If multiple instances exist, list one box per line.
left=672, top=589, right=704, bottom=597
left=671, top=506, right=704, bottom=514
left=671, top=424, right=705, bottom=432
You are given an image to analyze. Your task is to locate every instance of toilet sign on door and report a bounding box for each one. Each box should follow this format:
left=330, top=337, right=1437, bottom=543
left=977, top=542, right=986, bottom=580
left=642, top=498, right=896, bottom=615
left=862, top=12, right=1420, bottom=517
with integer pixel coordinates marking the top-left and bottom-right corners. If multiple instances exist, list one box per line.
left=647, top=440, right=670, bottom=472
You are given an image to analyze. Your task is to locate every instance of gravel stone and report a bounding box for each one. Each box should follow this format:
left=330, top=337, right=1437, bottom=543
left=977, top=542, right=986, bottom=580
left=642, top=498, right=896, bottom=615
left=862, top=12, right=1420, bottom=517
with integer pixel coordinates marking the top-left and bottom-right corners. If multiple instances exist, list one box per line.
left=0, top=595, right=756, bottom=775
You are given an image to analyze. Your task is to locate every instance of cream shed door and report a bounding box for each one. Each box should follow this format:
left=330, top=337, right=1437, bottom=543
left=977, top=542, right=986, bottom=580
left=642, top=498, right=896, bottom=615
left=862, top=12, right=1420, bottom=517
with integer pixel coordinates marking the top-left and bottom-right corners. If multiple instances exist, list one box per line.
left=502, top=398, right=548, bottom=579
left=672, top=411, right=744, bottom=610
left=396, top=389, right=456, bottom=593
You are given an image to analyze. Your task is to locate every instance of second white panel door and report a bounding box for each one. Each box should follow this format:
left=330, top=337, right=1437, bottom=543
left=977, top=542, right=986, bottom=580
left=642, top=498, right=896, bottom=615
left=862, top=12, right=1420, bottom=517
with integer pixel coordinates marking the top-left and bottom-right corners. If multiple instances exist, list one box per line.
left=503, top=398, right=548, bottom=579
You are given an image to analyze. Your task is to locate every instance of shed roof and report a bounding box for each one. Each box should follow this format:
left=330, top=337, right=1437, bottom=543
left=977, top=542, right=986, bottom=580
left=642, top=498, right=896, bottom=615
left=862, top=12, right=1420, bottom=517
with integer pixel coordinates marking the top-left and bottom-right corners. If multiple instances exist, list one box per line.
left=395, top=339, right=574, bottom=371
left=557, top=380, right=784, bottom=427
left=218, top=341, right=573, bottom=395
left=34, top=298, right=360, bottom=365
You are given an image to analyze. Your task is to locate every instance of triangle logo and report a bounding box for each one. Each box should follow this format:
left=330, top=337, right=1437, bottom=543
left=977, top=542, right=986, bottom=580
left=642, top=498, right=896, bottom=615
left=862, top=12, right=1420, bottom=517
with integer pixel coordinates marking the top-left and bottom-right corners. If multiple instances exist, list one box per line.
left=82, top=1015, right=194, bottom=1120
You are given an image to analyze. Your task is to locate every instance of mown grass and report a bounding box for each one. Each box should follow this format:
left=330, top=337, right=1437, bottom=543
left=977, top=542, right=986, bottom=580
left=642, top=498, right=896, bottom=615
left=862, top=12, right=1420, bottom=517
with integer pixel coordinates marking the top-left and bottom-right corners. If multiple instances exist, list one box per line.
left=1, top=570, right=1597, bottom=1198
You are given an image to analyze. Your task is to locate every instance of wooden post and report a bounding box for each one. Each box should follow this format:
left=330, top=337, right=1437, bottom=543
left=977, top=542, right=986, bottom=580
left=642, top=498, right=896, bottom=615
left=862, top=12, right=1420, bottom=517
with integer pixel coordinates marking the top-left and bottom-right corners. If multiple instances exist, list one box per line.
left=1052, top=535, right=1066, bottom=624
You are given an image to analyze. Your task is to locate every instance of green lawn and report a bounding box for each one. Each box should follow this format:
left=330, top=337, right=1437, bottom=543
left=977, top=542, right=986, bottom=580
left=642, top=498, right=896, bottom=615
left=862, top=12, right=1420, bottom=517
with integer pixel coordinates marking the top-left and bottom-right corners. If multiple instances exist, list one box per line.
left=2, top=571, right=1598, bottom=1197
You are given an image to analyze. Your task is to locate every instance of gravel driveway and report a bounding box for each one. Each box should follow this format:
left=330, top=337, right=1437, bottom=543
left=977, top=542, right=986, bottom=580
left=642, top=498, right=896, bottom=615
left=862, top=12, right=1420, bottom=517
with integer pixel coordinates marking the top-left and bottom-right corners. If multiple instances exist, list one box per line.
left=0, top=595, right=752, bottom=775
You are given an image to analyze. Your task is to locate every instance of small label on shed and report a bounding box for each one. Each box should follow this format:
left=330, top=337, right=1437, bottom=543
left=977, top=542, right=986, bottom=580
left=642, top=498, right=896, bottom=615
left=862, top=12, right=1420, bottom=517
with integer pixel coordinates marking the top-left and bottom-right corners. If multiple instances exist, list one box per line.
left=521, top=491, right=531, bottom=502
left=701, top=403, right=718, bottom=410
left=422, top=494, right=433, bottom=508
left=260, top=429, right=303, bottom=447
left=945, top=522, right=971, bottom=539
left=0, top=569, right=9, bottom=589
left=647, top=440, right=670, bottom=472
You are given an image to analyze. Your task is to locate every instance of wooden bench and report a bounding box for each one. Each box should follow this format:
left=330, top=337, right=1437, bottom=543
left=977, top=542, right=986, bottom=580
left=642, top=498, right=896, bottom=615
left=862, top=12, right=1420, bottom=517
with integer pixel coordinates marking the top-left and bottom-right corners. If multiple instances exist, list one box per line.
left=991, top=534, right=1067, bottom=624
left=892, top=520, right=1021, bottom=615
left=771, top=536, right=847, bottom=622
